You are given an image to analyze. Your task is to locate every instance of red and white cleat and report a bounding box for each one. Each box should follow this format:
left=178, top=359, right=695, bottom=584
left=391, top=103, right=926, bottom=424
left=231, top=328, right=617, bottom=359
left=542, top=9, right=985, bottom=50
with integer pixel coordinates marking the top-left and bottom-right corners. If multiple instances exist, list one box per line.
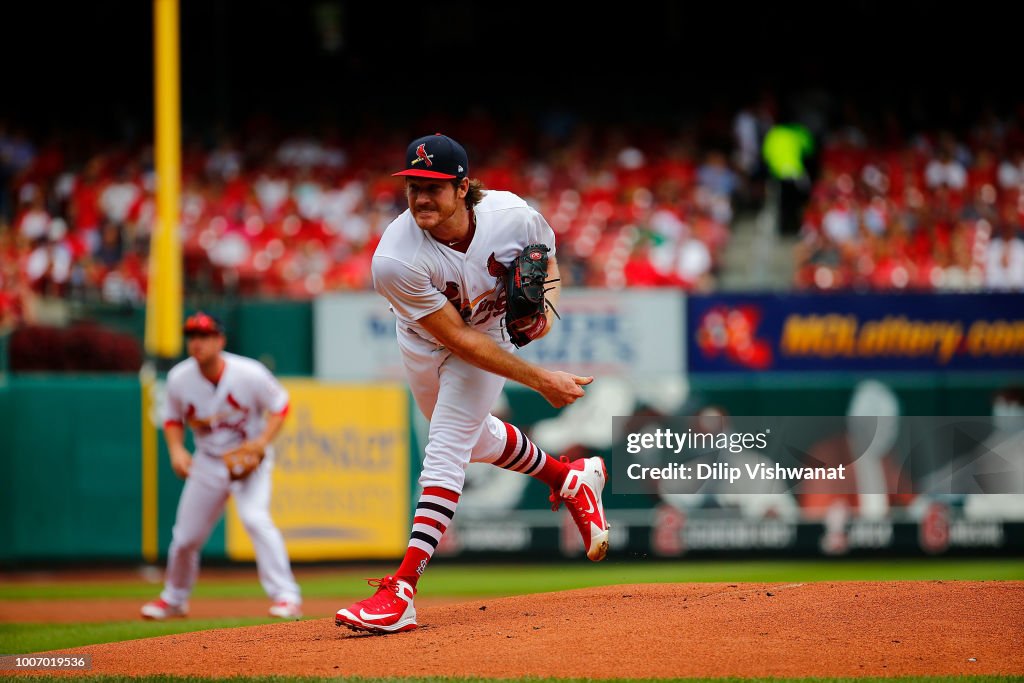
left=140, top=597, right=188, bottom=620
left=552, top=456, right=610, bottom=561
left=269, top=600, right=303, bottom=619
left=335, top=576, right=417, bottom=634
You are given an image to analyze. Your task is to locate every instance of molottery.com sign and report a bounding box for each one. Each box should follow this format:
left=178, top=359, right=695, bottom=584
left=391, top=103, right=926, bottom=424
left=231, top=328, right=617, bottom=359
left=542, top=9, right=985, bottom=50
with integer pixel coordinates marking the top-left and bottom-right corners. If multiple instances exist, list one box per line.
left=688, top=293, right=1024, bottom=372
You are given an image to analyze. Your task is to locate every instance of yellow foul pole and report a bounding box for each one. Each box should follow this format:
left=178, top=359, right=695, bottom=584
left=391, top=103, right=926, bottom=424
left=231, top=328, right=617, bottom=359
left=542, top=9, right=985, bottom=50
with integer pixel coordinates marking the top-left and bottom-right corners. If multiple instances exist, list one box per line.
left=147, top=0, right=182, bottom=358
left=141, top=361, right=159, bottom=562
left=143, top=0, right=183, bottom=563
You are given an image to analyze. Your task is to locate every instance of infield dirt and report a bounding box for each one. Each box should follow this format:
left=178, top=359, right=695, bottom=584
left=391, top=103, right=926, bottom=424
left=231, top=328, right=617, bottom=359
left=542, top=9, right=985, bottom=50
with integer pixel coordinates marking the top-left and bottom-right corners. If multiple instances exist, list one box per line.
left=23, top=581, right=1024, bottom=678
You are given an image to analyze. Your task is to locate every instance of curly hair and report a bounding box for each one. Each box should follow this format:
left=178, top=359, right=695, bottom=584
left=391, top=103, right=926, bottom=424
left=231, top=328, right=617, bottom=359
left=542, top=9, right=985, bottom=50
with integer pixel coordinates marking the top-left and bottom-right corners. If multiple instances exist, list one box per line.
left=460, top=178, right=487, bottom=208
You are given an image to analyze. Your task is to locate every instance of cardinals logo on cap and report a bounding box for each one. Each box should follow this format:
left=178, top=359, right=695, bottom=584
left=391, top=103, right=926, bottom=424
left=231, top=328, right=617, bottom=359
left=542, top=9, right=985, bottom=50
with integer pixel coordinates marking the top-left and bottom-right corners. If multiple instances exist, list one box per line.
left=411, top=144, right=434, bottom=167
left=184, top=311, right=223, bottom=335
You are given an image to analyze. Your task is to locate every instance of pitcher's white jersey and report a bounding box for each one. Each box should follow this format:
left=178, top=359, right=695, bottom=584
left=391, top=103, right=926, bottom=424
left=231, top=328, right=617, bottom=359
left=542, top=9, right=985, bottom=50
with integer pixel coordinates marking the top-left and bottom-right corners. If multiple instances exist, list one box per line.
left=372, top=190, right=556, bottom=344
left=162, top=351, right=289, bottom=456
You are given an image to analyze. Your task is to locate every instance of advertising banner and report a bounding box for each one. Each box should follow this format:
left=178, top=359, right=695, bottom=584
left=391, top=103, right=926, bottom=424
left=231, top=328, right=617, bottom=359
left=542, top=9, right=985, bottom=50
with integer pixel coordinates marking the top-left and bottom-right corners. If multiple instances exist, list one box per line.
left=687, top=293, right=1024, bottom=373
left=314, top=293, right=404, bottom=381
left=517, top=289, right=684, bottom=379
left=226, top=380, right=409, bottom=561
left=316, top=289, right=685, bottom=380
left=434, top=387, right=1024, bottom=560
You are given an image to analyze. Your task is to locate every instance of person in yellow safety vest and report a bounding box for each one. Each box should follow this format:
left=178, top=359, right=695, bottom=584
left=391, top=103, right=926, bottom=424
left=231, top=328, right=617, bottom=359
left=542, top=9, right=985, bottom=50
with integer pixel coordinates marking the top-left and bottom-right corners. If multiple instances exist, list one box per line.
left=763, top=123, right=815, bottom=235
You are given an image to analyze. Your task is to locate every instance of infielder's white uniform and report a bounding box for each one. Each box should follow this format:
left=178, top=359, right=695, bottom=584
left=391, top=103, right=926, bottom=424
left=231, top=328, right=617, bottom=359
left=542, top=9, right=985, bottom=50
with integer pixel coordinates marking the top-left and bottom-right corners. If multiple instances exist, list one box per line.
left=159, top=352, right=301, bottom=606
left=373, top=190, right=556, bottom=493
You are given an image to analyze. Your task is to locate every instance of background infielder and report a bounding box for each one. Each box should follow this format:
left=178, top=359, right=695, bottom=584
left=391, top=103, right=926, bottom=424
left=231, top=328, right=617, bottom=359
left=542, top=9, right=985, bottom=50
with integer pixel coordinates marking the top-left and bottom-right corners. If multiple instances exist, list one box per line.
left=335, top=134, right=610, bottom=634
left=141, top=312, right=302, bottom=620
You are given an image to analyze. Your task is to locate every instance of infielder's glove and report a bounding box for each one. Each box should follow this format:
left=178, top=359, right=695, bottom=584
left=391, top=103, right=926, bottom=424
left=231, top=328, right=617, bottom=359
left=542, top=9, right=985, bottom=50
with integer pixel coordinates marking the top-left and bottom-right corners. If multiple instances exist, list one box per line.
left=223, top=443, right=264, bottom=481
left=503, top=243, right=560, bottom=348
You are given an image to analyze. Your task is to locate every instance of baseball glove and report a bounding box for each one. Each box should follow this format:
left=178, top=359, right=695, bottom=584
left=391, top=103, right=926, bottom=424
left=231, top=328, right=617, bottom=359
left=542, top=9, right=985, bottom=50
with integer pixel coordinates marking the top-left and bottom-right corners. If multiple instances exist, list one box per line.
left=503, top=243, right=560, bottom=348
left=223, top=443, right=264, bottom=481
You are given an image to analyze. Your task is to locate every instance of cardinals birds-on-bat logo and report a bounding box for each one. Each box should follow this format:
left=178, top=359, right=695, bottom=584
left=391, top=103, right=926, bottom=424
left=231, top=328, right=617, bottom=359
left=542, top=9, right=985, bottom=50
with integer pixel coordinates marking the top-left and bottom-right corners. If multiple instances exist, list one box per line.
left=411, top=143, right=434, bottom=167
left=184, top=395, right=251, bottom=440
left=185, top=404, right=212, bottom=434
left=487, top=252, right=507, bottom=278
left=442, top=281, right=472, bottom=322
left=436, top=256, right=508, bottom=326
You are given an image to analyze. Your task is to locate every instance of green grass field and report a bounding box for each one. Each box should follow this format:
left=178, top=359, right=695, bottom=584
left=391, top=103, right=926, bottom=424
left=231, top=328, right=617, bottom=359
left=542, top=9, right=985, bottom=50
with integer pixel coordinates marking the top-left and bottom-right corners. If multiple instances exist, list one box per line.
left=3, top=558, right=1022, bottom=602
left=0, top=619, right=271, bottom=658
left=1, top=559, right=1022, bottom=681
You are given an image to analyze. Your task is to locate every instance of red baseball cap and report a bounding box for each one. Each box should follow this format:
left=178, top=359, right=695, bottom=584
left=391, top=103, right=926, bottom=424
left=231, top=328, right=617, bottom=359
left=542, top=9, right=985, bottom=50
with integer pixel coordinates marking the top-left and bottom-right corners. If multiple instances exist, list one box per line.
left=392, top=133, right=469, bottom=181
left=183, top=311, right=224, bottom=336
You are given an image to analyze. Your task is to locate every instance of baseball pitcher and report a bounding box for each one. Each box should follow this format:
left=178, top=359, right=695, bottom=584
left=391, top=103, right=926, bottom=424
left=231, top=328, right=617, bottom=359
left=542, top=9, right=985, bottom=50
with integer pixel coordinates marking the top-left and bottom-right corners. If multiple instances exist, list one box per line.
left=334, top=134, right=610, bottom=634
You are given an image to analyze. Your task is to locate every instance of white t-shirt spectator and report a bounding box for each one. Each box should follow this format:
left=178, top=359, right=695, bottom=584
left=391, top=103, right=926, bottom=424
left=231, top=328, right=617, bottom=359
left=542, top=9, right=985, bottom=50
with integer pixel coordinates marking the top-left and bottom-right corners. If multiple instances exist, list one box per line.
left=16, top=206, right=50, bottom=241
left=998, top=158, right=1024, bottom=190
left=100, top=180, right=142, bottom=224
left=676, top=238, right=712, bottom=285
left=986, top=236, right=1024, bottom=290
left=823, top=205, right=858, bottom=244
left=255, top=175, right=290, bottom=216
left=925, top=159, right=967, bottom=190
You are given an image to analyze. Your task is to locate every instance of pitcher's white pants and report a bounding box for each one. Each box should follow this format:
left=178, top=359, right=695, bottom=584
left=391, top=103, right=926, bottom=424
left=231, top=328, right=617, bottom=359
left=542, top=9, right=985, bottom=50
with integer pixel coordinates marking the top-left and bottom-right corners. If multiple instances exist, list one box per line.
left=399, top=325, right=515, bottom=493
left=161, top=450, right=301, bottom=606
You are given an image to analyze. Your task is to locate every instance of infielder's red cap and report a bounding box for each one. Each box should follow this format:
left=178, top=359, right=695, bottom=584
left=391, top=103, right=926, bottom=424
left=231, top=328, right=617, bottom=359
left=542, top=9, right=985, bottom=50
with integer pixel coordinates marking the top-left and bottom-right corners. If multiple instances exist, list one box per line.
left=183, top=311, right=224, bottom=336
left=392, top=133, right=468, bottom=181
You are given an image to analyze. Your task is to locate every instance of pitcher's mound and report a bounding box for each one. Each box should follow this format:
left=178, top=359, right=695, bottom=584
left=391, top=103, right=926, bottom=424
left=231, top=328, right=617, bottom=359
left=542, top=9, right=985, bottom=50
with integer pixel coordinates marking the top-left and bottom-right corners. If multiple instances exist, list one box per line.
left=57, top=581, right=1024, bottom=678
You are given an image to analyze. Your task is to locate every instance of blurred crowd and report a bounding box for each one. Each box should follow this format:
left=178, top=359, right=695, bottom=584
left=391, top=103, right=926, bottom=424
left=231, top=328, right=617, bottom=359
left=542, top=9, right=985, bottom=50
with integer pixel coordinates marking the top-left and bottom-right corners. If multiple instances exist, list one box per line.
left=0, top=114, right=740, bottom=331
left=794, top=113, right=1024, bottom=292
left=5, top=100, right=1024, bottom=334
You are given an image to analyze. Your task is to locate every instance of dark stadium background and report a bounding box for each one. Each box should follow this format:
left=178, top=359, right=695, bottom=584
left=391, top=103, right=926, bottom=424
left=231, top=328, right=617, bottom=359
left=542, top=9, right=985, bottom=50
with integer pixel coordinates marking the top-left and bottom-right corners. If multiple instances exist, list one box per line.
left=3, top=0, right=1017, bottom=136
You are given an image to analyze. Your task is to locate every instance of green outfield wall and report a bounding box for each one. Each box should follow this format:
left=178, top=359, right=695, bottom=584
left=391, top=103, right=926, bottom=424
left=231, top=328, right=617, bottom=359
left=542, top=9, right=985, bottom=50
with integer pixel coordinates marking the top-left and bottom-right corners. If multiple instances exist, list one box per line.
left=0, top=375, right=408, bottom=565
left=0, top=375, right=152, bottom=562
left=3, top=371, right=1020, bottom=564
